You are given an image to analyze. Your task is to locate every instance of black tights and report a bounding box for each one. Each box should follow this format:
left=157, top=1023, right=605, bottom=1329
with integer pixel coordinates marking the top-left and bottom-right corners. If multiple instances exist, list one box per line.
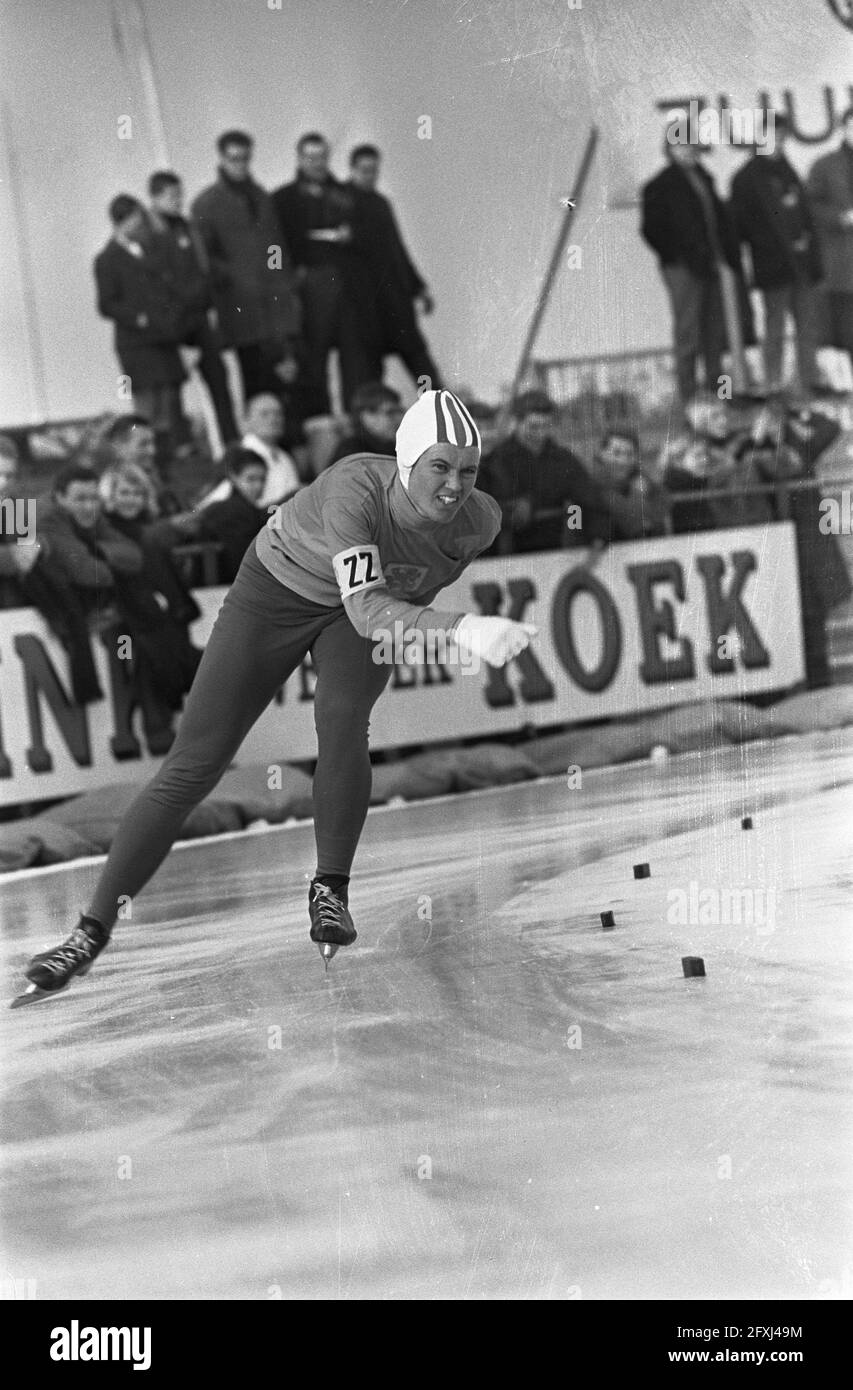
left=88, top=545, right=390, bottom=929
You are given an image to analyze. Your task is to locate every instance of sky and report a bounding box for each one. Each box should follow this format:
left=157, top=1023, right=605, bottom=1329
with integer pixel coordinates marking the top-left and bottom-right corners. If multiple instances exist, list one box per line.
left=0, top=0, right=851, bottom=424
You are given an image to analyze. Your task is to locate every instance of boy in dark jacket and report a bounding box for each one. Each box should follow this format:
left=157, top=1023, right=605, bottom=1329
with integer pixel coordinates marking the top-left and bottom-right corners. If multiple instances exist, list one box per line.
left=93, top=196, right=186, bottom=449
left=199, top=446, right=270, bottom=582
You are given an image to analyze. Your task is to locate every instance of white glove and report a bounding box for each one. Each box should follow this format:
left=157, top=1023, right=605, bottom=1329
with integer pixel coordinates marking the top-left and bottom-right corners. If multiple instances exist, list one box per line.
left=454, top=614, right=538, bottom=668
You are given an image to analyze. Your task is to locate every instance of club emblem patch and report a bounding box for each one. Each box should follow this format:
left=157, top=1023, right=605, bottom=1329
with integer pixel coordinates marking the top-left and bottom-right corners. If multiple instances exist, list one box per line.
left=383, top=563, right=430, bottom=594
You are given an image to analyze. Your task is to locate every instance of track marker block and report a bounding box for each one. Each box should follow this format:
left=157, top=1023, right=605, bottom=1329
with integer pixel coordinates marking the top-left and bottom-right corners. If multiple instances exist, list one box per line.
left=633, top=863, right=651, bottom=879
left=741, top=816, right=753, bottom=830
left=600, top=911, right=615, bottom=930
left=682, top=956, right=706, bottom=978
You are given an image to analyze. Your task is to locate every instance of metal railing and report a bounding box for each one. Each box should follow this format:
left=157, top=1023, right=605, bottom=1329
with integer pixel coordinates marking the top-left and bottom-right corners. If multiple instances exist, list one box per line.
left=172, top=541, right=223, bottom=587
left=517, top=474, right=852, bottom=537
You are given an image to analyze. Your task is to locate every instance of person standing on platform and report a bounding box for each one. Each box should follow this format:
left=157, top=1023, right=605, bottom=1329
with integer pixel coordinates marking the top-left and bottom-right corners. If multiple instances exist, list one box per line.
left=93, top=195, right=186, bottom=453
left=148, top=170, right=240, bottom=445
left=347, top=143, right=444, bottom=392
left=191, top=131, right=301, bottom=411
left=730, top=115, right=824, bottom=397
left=641, top=131, right=743, bottom=405
left=807, top=106, right=853, bottom=366
left=273, top=132, right=380, bottom=418
left=22, top=391, right=537, bottom=1000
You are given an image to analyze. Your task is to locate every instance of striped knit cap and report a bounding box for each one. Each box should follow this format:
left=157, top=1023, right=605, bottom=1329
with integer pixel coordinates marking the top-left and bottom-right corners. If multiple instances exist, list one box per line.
left=395, top=389, right=481, bottom=491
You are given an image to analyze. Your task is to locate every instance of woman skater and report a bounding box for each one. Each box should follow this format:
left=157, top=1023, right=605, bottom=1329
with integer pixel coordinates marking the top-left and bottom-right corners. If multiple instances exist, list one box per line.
left=22, top=391, right=536, bottom=999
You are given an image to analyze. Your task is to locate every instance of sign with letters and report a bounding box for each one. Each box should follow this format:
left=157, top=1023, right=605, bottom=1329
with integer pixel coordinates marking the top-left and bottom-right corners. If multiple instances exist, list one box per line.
left=0, top=524, right=804, bottom=808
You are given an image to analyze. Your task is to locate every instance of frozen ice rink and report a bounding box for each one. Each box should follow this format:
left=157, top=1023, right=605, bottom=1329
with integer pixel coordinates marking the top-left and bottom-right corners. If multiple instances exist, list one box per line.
left=1, top=730, right=851, bottom=1301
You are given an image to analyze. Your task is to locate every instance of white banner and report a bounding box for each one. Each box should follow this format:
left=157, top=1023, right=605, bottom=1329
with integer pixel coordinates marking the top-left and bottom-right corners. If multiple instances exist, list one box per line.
left=0, top=524, right=804, bottom=807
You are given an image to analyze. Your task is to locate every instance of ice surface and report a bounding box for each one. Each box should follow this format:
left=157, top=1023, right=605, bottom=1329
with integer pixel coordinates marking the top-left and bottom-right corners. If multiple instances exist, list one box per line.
left=1, top=731, right=851, bottom=1300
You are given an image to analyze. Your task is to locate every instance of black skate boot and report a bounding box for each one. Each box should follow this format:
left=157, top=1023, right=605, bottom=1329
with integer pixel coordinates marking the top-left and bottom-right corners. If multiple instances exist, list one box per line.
left=12, top=915, right=111, bottom=1007
left=308, top=880, right=357, bottom=970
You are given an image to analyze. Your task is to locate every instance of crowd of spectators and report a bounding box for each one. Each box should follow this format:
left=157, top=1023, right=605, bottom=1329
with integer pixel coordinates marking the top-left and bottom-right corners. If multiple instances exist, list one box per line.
left=642, top=106, right=853, bottom=405
left=93, top=128, right=442, bottom=463
left=2, top=363, right=847, bottom=735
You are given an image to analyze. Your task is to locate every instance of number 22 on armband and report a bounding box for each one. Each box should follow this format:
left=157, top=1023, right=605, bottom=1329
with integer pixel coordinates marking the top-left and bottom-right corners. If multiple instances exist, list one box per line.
left=333, top=544, right=383, bottom=598
left=344, top=550, right=378, bottom=586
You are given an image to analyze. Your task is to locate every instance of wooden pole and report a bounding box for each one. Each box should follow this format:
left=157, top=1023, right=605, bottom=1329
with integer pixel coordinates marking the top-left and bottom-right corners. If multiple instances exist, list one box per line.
left=718, top=262, right=748, bottom=395
left=0, top=98, right=49, bottom=424
left=503, top=125, right=599, bottom=420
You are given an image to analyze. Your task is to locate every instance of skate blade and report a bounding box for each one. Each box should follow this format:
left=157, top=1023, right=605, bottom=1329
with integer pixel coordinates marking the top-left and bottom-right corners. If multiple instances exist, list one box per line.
left=10, top=982, right=70, bottom=1010
left=318, top=942, right=339, bottom=971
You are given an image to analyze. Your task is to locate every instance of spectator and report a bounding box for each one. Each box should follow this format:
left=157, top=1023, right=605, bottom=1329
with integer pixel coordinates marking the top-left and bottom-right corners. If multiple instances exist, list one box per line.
left=659, top=394, right=740, bottom=532
left=191, top=130, right=301, bottom=410
left=466, top=401, right=502, bottom=462
left=327, top=382, right=402, bottom=463
left=483, top=391, right=650, bottom=553
left=30, top=464, right=142, bottom=705
left=730, top=114, right=824, bottom=397
left=148, top=170, right=239, bottom=445
left=641, top=130, right=743, bottom=404
left=593, top=428, right=671, bottom=539
left=198, top=445, right=269, bottom=582
left=729, top=405, right=850, bottom=687
left=347, top=143, right=443, bottom=391
left=466, top=402, right=503, bottom=530
left=0, top=435, right=42, bottom=608
left=201, top=394, right=303, bottom=507
left=97, top=415, right=199, bottom=537
left=273, top=132, right=380, bottom=417
left=781, top=404, right=852, bottom=685
left=39, top=464, right=142, bottom=607
left=93, top=194, right=186, bottom=450
left=98, top=461, right=201, bottom=608
left=807, top=105, right=853, bottom=363
left=99, top=461, right=202, bottom=736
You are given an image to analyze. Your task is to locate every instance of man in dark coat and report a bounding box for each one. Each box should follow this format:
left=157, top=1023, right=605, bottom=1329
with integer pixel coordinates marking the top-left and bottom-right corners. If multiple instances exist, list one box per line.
left=273, top=132, right=380, bottom=418
left=148, top=170, right=239, bottom=444
left=191, top=130, right=301, bottom=409
left=93, top=195, right=186, bottom=447
left=346, top=144, right=443, bottom=392
left=807, top=105, right=853, bottom=361
left=642, top=134, right=744, bottom=404
left=731, top=115, right=824, bottom=396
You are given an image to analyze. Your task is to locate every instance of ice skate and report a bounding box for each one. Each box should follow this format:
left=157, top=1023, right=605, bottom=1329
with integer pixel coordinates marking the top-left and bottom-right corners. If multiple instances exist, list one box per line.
left=308, top=880, right=357, bottom=970
left=11, top=916, right=110, bottom=1008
